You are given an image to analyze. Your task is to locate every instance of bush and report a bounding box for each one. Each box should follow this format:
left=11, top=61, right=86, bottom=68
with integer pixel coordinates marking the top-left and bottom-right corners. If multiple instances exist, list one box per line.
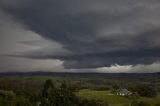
left=0, top=90, right=15, bottom=101
left=79, top=99, right=108, bottom=106
left=131, top=101, right=151, bottom=106
left=15, top=96, right=32, bottom=106
left=129, top=92, right=140, bottom=99
left=155, top=103, right=160, bottom=106
left=0, top=90, right=32, bottom=106
left=122, top=104, right=130, bottom=106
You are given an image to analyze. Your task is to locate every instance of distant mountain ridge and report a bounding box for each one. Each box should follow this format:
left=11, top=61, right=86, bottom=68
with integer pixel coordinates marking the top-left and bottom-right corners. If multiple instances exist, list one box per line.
left=0, top=71, right=160, bottom=78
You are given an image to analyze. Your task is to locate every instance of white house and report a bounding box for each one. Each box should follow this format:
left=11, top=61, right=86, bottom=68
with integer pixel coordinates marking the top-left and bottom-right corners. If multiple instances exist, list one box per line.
left=116, top=89, right=132, bottom=96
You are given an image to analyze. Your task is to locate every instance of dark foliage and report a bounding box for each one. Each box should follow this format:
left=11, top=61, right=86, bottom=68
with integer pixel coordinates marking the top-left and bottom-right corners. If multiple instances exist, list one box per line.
left=131, top=101, right=151, bottom=106
left=129, top=84, right=157, bottom=97
left=40, top=79, right=107, bottom=106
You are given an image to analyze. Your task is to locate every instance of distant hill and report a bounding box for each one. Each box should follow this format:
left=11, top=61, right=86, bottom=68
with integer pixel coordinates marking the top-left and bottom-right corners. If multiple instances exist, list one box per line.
left=0, top=71, right=159, bottom=81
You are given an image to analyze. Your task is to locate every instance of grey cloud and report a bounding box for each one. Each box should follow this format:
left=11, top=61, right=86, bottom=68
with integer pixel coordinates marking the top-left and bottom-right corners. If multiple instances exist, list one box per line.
left=0, top=9, right=66, bottom=72
left=9, top=48, right=160, bottom=69
left=1, top=0, right=160, bottom=69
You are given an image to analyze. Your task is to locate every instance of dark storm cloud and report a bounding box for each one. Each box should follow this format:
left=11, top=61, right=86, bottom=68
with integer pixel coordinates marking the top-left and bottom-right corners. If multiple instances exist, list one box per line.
left=7, top=48, right=160, bottom=69
left=1, top=0, right=160, bottom=69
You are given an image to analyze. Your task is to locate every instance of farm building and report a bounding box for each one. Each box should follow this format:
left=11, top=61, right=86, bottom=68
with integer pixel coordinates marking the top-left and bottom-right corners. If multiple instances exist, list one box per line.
left=116, top=89, right=132, bottom=96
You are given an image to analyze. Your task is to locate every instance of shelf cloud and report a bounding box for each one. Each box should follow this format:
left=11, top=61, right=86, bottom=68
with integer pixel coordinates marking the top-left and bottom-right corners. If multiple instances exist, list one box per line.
left=0, top=0, right=160, bottom=72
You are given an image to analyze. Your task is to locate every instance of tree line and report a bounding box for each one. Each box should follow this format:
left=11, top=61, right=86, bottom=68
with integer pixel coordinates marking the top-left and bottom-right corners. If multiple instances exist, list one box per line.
left=0, top=79, right=159, bottom=106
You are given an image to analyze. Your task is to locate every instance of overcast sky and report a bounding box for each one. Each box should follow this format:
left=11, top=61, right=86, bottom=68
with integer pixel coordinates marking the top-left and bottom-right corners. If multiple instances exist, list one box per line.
left=0, top=0, right=160, bottom=73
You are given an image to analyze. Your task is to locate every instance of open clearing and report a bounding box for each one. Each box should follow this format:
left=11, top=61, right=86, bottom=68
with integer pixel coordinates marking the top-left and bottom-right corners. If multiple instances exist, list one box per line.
left=76, top=89, right=160, bottom=106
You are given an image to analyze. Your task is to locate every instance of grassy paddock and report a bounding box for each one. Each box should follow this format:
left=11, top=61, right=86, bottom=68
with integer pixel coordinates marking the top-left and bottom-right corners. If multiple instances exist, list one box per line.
left=76, top=89, right=160, bottom=106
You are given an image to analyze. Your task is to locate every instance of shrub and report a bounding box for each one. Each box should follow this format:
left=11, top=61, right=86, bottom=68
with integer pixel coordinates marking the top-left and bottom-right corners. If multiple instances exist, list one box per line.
left=131, top=101, right=151, bottom=106
left=79, top=99, right=108, bottom=106
left=155, top=103, right=160, bottom=106
left=122, top=104, right=130, bottom=106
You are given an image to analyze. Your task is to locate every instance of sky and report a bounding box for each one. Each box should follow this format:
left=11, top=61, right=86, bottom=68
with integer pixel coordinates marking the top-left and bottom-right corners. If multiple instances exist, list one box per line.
left=0, top=0, right=160, bottom=73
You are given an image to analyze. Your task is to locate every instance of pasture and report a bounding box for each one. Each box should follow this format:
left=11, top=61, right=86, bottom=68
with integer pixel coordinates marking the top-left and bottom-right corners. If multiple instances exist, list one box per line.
left=76, top=89, right=160, bottom=106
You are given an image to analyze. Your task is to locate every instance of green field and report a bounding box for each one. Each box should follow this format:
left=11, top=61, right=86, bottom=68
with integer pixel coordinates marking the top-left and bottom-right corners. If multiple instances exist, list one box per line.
left=76, top=89, right=160, bottom=106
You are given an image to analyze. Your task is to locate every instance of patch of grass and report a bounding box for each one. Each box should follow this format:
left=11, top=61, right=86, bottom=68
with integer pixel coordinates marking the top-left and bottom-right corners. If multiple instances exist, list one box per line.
left=76, top=89, right=160, bottom=106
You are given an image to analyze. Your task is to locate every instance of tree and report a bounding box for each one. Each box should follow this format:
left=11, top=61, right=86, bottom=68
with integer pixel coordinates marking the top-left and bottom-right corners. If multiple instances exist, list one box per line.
left=40, top=79, right=108, bottom=106
left=40, top=79, right=55, bottom=106
left=129, top=84, right=157, bottom=97
left=40, top=80, right=79, bottom=106
left=55, top=82, right=79, bottom=106
left=136, top=85, right=157, bottom=97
